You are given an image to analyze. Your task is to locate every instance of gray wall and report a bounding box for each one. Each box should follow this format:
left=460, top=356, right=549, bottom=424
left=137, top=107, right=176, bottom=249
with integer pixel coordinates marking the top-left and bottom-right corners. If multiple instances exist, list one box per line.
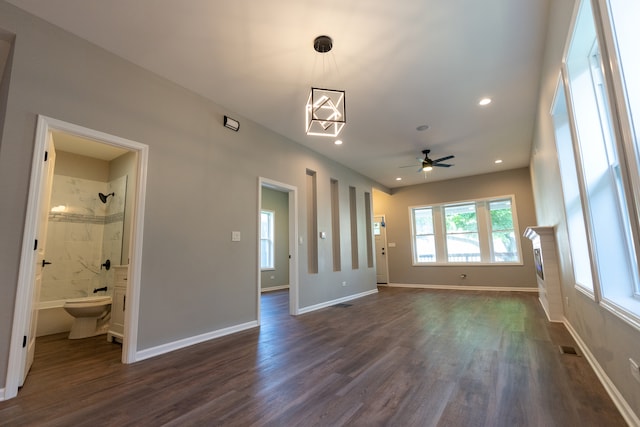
left=0, top=1, right=379, bottom=386
left=373, top=167, right=538, bottom=288
left=260, top=187, right=289, bottom=290
left=530, top=0, right=640, bottom=416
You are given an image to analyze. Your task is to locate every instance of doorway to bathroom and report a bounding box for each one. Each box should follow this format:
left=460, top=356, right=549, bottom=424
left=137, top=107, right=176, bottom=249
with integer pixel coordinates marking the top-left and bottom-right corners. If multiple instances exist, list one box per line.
left=258, top=178, right=299, bottom=323
left=6, top=116, right=148, bottom=399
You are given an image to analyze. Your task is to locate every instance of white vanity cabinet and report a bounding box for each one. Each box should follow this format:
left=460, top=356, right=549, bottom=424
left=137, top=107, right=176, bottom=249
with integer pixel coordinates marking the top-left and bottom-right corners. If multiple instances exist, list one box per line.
left=108, top=265, right=128, bottom=343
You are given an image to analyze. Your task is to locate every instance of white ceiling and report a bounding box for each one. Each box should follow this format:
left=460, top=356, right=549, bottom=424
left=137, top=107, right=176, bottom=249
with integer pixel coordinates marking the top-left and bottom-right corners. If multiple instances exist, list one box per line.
left=7, top=0, right=550, bottom=188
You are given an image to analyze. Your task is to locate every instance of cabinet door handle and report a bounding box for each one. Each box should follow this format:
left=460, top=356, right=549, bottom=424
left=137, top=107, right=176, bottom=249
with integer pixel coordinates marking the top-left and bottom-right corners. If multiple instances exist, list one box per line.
left=123, top=295, right=126, bottom=311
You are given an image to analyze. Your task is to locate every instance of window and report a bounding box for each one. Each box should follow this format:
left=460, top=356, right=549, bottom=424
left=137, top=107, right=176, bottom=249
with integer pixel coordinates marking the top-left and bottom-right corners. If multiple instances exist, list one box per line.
left=410, top=196, right=521, bottom=265
left=412, top=208, right=436, bottom=263
left=551, top=79, right=594, bottom=293
left=489, top=199, right=519, bottom=262
left=562, top=0, right=640, bottom=323
left=260, top=210, right=274, bottom=270
left=605, top=0, right=640, bottom=197
left=445, top=203, right=480, bottom=262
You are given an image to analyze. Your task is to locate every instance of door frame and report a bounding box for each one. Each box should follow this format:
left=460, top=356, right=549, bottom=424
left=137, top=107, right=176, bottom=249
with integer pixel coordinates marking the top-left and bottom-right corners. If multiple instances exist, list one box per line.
left=5, top=115, right=148, bottom=399
left=258, top=177, right=299, bottom=320
left=374, top=214, right=390, bottom=284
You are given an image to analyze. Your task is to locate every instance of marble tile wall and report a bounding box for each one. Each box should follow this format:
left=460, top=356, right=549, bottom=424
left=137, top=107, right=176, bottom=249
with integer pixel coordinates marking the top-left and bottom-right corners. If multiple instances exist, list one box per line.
left=41, top=175, right=127, bottom=302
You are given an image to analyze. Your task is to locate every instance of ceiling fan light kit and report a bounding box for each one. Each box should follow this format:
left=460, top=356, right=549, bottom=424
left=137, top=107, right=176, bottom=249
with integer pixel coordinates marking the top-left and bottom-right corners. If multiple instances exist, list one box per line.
left=417, top=149, right=455, bottom=172
left=305, top=36, right=346, bottom=137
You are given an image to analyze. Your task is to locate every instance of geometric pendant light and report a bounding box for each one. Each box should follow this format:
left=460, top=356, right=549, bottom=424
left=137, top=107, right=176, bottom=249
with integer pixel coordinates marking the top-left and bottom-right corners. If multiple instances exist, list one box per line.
left=305, top=36, right=346, bottom=137
left=306, top=87, right=346, bottom=137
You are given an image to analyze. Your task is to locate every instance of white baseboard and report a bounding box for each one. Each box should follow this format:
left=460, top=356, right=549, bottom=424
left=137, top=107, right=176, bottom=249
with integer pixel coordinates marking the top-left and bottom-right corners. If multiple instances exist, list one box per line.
left=261, top=285, right=290, bottom=293
left=563, top=318, right=640, bottom=427
left=388, top=283, right=538, bottom=293
left=298, top=288, right=379, bottom=315
left=135, top=320, right=258, bottom=362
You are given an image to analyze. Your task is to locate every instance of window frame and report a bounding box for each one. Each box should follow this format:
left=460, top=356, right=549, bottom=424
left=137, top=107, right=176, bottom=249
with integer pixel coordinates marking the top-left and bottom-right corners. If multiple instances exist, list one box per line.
left=411, top=207, right=436, bottom=263
left=260, top=209, right=275, bottom=271
left=409, top=195, right=522, bottom=266
left=559, top=0, right=640, bottom=329
left=551, top=74, right=597, bottom=298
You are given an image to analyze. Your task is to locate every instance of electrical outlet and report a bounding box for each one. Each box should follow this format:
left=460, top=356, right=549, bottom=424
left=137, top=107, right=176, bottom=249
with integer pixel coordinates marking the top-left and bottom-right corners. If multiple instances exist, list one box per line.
left=342, top=281, right=347, bottom=287
left=630, top=358, right=640, bottom=383
left=565, top=297, right=569, bottom=307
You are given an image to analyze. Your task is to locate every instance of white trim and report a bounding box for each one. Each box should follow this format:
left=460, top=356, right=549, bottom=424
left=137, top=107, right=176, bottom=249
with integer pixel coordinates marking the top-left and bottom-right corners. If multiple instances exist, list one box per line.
left=599, top=299, right=640, bottom=333
left=135, top=321, right=258, bottom=362
left=411, top=262, right=525, bottom=267
left=388, top=283, right=538, bottom=293
left=5, top=116, right=49, bottom=399
left=563, top=319, right=640, bottom=427
left=261, top=285, right=290, bottom=293
left=258, top=177, right=299, bottom=319
left=537, top=297, right=564, bottom=323
left=298, top=289, right=379, bottom=315
left=5, top=116, right=148, bottom=400
left=409, top=195, right=523, bottom=265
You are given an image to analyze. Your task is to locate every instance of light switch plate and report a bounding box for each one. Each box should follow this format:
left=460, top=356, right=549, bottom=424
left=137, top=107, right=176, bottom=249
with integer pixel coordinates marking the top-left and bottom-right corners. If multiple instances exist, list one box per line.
left=232, top=231, right=241, bottom=242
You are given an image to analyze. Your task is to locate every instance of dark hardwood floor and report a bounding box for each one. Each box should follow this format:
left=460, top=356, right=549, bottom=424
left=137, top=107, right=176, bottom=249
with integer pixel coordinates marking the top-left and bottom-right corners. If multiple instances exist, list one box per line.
left=0, top=287, right=626, bottom=426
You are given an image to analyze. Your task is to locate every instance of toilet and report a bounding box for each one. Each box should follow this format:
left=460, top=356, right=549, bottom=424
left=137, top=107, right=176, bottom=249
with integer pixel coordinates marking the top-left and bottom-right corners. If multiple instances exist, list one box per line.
left=63, top=296, right=112, bottom=339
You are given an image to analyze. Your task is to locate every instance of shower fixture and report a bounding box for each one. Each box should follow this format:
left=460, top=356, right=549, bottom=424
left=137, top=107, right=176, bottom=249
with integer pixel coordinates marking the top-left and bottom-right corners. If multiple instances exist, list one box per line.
left=98, top=192, right=115, bottom=203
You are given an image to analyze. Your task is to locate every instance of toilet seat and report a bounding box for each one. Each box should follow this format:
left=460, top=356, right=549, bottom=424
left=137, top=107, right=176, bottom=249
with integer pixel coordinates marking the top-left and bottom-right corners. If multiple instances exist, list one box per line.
left=64, top=296, right=112, bottom=308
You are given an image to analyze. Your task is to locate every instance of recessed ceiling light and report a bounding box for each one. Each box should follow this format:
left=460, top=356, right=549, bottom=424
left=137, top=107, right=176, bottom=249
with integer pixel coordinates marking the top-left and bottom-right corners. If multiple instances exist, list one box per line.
left=495, top=159, right=503, bottom=164
left=396, top=177, right=402, bottom=181
left=334, top=140, right=343, bottom=145
left=479, top=97, right=492, bottom=106
left=416, top=124, right=430, bottom=131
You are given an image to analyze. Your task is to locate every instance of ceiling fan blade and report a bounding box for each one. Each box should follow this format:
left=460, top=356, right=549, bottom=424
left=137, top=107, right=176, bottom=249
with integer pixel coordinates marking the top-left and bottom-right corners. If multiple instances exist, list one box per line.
left=433, top=155, right=454, bottom=163
left=433, top=163, right=453, bottom=167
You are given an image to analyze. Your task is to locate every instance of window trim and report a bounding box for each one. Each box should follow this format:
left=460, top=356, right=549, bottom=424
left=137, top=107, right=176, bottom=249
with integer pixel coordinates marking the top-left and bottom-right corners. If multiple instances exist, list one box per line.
left=551, top=72, right=598, bottom=300
left=558, top=0, right=640, bottom=330
left=409, top=195, right=523, bottom=267
left=260, top=209, right=275, bottom=271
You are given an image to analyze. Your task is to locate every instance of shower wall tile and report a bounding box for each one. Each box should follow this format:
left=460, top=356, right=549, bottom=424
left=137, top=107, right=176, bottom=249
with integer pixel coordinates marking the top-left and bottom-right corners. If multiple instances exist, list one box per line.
left=41, top=174, right=127, bottom=302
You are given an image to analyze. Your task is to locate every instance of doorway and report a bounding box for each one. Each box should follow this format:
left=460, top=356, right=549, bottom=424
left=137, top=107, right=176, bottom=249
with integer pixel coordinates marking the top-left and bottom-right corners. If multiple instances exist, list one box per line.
left=5, top=116, right=148, bottom=399
left=258, top=178, right=299, bottom=322
left=374, top=215, right=389, bottom=284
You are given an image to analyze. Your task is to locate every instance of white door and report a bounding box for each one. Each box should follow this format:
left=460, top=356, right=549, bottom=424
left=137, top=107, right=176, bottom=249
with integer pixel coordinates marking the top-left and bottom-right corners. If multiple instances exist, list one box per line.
left=20, top=133, right=56, bottom=385
left=374, top=215, right=388, bottom=284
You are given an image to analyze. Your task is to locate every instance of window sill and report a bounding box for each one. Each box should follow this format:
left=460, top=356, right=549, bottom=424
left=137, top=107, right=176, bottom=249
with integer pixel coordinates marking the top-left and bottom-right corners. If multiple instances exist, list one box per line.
left=574, top=283, right=596, bottom=301
left=600, top=297, right=640, bottom=333
left=411, top=261, right=524, bottom=267
left=261, top=268, right=275, bottom=272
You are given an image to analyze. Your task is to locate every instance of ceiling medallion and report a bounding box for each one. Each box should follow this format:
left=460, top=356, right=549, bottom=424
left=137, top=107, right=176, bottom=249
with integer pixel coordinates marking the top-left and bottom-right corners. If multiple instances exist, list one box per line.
left=305, top=36, right=346, bottom=137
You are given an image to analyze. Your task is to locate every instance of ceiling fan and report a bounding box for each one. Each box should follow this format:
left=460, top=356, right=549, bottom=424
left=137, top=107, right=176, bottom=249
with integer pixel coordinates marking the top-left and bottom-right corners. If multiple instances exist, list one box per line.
left=412, top=149, right=455, bottom=172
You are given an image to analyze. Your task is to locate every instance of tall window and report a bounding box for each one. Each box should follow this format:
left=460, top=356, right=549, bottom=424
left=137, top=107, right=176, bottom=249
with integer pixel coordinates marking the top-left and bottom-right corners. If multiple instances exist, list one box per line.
left=412, top=208, right=436, bottom=262
left=260, top=210, right=274, bottom=270
left=445, top=203, right=480, bottom=262
left=605, top=0, right=640, bottom=195
left=552, top=80, right=594, bottom=293
left=489, top=199, right=519, bottom=262
left=603, top=0, right=640, bottom=297
left=410, top=196, right=520, bottom=265
left=562, top=0, right=640, bottom=322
